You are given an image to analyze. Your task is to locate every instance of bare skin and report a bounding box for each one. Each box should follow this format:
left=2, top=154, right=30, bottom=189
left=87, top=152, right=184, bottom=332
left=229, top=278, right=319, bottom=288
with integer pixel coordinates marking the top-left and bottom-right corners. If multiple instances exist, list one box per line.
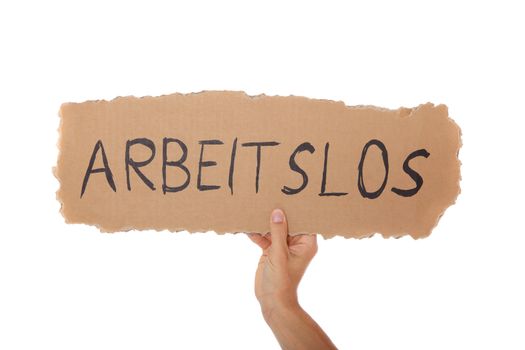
left=246, top=208, right=337, bottom=350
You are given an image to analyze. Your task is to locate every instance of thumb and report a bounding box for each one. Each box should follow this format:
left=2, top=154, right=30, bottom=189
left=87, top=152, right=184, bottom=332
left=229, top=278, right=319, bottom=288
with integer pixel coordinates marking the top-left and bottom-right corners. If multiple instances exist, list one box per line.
left=269, top=208, right=289, bottom=258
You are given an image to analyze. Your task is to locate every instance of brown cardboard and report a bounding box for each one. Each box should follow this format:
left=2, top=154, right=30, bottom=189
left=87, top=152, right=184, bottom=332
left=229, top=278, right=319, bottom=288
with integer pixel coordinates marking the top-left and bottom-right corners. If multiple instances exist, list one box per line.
left=55, top=91, right=461, bottom=239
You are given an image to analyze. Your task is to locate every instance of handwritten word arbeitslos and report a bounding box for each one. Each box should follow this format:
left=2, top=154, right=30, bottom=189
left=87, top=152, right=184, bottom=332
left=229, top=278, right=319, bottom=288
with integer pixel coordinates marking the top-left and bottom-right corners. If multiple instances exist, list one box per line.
left=80, top=137, right=429, bottom=199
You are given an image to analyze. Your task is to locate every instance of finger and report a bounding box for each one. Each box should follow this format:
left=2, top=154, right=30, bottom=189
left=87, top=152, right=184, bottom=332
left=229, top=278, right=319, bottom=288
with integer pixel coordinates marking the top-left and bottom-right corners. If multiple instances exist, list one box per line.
left=288, top=233, right=318, bottom=258
left=297, top=232, right=317, bottom=246
left=269, top=208, right=289, bottom=257
left=301, top=233, right=318, bottom=257
left=245, top=233, right=271, bottom=250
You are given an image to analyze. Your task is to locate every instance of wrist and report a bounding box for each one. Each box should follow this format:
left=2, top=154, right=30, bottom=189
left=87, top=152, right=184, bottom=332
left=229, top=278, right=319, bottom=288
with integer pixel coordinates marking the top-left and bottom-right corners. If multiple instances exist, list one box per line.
left=259, top=291, right=301, bottom=324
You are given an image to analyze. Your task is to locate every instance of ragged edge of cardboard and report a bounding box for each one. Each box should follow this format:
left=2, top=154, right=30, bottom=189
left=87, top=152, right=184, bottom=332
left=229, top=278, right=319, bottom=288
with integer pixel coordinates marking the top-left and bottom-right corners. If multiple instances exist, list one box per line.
left=320, top=103, right=462, bottom=240
left=54, top=91, right=462, bottom=239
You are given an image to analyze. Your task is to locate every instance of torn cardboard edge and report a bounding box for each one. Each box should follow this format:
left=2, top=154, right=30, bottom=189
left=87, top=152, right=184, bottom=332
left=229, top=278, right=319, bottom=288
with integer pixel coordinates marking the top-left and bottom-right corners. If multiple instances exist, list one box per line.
left=55, top=91, right=462, bottom=239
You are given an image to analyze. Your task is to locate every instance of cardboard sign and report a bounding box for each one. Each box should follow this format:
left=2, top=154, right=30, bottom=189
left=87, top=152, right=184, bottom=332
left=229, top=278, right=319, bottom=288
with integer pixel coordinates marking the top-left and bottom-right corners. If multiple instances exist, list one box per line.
left=55, top=91, right=461, bottom=239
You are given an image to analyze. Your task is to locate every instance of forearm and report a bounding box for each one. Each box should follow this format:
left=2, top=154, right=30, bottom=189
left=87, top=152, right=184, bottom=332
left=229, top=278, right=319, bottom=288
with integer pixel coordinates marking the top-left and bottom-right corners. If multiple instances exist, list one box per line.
left=263, top=302, right=337, bottom=350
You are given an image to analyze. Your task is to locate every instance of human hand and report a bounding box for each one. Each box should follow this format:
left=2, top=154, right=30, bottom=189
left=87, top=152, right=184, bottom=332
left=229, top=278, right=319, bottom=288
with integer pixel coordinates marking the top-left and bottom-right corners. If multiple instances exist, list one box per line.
left=246, top=208, right=318, bottom=321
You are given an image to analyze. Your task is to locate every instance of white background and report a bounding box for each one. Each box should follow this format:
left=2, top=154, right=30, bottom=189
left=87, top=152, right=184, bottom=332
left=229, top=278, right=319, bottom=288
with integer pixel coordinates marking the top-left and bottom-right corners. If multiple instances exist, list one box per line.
left=1, top=1, right=524, bottom=349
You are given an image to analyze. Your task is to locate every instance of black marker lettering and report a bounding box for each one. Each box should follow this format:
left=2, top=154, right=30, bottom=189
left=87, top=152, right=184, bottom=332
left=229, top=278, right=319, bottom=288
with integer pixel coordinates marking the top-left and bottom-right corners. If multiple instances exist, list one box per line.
left=241, top=141, right=280, bottom=193
left=162, top=138, right=191, bottom=194
left=228, top=138, right=238, bottom=195
left=358, top=139, right=389, bottom=199
left=391, top=149, right=430, bottom=197
left=80, top=140, right=116, bottom=198
left=126, top=138, right=156, bottom=191
left=197, top=139, right=224, bottom=191
left=282, top=142, right=315, bottom=195
left=319, top=142, right=348, bottom=197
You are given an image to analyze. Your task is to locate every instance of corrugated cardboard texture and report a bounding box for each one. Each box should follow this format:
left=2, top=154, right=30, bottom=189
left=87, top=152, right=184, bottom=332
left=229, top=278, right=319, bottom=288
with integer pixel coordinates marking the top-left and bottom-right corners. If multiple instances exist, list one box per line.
left=55, top=91, right=461, bottom=238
